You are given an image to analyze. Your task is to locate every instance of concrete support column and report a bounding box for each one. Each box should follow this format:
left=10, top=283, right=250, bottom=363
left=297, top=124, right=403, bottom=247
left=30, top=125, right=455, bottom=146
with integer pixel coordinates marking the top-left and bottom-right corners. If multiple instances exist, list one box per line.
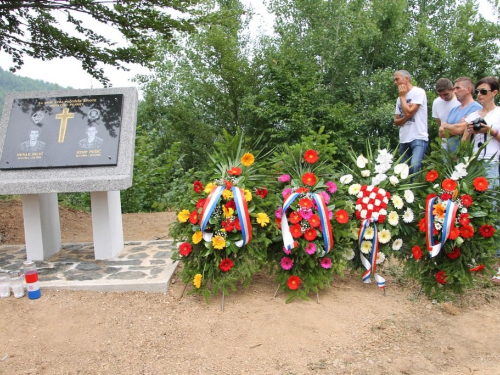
left=90, top=190, right=123, bottom=260
left=21, top=193, right=61, bottom=261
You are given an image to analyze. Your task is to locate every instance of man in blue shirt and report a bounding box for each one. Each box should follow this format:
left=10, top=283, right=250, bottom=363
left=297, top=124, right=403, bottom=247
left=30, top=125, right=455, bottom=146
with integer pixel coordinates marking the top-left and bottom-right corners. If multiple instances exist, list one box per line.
left=439, top=77, right=482, bottom=153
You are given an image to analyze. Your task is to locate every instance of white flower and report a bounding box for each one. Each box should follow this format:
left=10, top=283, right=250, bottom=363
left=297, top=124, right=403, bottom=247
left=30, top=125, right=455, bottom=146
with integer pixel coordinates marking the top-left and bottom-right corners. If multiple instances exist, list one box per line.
left=364, top=227, right=374, bottom=240
left=340, top=174, right=353, bottom=184
left=376, top=252, right=386, bottom=264
left=356, top=204, right=362, bottom=211
left=404, top=190, right=414, bottom=203
left=360, top=240, right=372, bottom=254
left=403, top=208, right=414, bottom=223
left=392, top=238, right=403, bottom=251
left=361, top=209, right=367, bottom=218
left=433, top=184, right=439, bottom=189
left=372, top=212, right=380, bottom=220
left=379, top=208, right=387, bottom=215
left=379, top=188, right=386, bottom=195
left=394, top=163, right=409, bottom=179
left=382, top=197, right=389, bottom=204
left=454, top=162, right=468, bottom=178
left=376, top=149, right=393, bottom=165
left=372, top=174, right=387, bottom=185
left=461, top=207, right=468, bottom=214
left=375, top=163, right=391, bottom=174
left=451, top=171, right=461, bottom=181
left=361, top=169, right=371, bottom=177
left=388, top=211, right=399, bottom=226
left=344, top=249, right=355, bottom=260
left=379, top=229, right=391, bottom=244
left=366, top=186, right=374, bottom=192
left=435, top=222, right=442, bottom=230
left=357, top=154, right=369, bottom=168
left=392, top=195, right=404, bottom=209
left=374, top=199, right=381, bottom=206
left=362, top=197, right=370, bottom=204
left=367, top=204, right=374, bottom=210
left=348, top=184, right=362, bottom=195
left=389, top=175, right=399, bottom=185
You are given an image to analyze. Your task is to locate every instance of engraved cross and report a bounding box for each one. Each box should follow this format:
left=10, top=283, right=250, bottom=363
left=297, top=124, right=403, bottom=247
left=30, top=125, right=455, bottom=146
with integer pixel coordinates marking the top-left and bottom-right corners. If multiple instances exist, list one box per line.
left=55, top=108, right=75, bottom=143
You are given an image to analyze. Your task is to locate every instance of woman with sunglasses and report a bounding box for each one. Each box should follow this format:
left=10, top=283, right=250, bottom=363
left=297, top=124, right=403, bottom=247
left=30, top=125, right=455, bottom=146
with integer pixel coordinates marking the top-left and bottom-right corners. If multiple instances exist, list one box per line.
left=462, top=76, right=500, bottom=284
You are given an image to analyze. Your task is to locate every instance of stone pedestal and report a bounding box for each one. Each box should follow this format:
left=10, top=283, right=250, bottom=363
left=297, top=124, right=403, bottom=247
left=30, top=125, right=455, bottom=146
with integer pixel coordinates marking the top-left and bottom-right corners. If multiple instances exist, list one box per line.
left=21, top=193, right=61, bottom=260
left=91, top=191, right=124, bottom=259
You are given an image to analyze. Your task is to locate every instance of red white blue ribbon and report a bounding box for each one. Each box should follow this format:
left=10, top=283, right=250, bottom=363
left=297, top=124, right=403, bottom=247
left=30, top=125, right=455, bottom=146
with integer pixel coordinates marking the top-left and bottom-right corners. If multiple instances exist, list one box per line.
left=425, top=197, right=458, bottom=258
left=281, top=192, right=333, bottom=256
left=311, top=193, right=334, bottom=256
left=358, top=218, right=385, bottom=289
left=231, top=186, right=252, bottom=247
left=199, top=185, right=252, bottom=248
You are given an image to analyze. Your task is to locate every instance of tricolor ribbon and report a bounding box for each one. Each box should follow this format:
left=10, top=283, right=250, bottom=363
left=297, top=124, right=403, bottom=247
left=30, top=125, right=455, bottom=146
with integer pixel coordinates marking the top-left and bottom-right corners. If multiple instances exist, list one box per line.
left=281, top=192, right=334, bottom=256
left=425, top=197, right=458, bottom=258
left=199, top=185, right=252, bottom=247
left=357, top=218, right=385, bottom=289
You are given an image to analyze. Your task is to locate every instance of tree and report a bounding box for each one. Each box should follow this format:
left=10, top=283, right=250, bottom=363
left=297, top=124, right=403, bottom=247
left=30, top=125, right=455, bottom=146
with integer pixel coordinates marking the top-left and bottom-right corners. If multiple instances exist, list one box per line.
left=0, top=0, right=203, bottom=85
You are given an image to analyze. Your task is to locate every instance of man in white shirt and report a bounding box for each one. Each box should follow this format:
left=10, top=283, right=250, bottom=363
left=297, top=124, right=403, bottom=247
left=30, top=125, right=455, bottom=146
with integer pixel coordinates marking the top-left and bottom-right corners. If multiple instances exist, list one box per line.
left=393, top=70, right=429, bottom=175
left=432, top=78, right=460, bottom=150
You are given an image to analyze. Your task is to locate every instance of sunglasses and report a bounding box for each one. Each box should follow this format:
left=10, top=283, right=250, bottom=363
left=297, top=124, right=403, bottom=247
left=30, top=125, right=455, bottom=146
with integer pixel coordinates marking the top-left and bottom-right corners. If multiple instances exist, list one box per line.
left=475, top=89, right=492, bottom=95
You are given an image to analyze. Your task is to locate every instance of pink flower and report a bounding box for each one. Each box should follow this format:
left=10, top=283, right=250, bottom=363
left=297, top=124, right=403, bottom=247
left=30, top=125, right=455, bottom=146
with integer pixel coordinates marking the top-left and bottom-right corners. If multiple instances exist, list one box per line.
left=300, top=208, right=313, bottom=220
left=282, top=188, right=292, bottom=199
left=275, top=207, right=283, bottom=219
left=305, top=242, right=316, bottom=255
left=317, top=191, right=329, bottom=204
left=327, top=210, right=333, bottom=220
left=326, top=181, right=337, bottom=194
left=283, top=246, right=291, bottom=255
left=279, top=174, right=291, bottom=182
left=320, top=258, right=332, bottom=269
left=281, top=257, right=294, bottom=270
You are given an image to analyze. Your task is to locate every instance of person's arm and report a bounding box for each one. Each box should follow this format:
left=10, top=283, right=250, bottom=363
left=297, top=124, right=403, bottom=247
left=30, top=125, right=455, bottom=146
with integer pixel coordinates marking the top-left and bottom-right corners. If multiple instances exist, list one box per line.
left=394, top=114, right=408, bottom=127
left=440, top=120, right=468, bottom=137
left=398, top=84, right=420, bottom=118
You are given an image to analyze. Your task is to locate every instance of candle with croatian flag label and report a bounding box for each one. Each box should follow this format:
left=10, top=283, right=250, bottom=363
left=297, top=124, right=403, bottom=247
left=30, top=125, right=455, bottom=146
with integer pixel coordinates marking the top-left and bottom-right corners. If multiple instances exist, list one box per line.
left=23, top=260, right=41, bottom=299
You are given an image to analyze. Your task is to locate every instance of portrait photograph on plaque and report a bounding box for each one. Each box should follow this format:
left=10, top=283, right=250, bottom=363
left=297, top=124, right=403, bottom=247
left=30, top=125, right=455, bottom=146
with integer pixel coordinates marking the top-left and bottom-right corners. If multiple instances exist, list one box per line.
left=0, top=94, right=123, bottom=169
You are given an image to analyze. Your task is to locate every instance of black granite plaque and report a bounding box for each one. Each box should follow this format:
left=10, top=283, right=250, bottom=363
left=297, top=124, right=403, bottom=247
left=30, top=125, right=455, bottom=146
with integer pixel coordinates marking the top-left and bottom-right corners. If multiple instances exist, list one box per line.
left=0, top=94, right=123, bottom=169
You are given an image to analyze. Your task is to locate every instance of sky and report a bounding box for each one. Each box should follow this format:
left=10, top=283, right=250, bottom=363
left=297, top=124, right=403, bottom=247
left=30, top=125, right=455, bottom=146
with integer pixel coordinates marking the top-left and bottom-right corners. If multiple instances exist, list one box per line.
left=0, top=0, right=273, bottom=93
left=0, top=0, right=497, bottom=93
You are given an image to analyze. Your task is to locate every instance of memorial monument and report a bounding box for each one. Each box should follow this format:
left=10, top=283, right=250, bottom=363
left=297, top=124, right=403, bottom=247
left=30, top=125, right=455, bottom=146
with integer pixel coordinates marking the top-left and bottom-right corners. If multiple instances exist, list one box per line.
left=0, top=88, right=138, bottom=260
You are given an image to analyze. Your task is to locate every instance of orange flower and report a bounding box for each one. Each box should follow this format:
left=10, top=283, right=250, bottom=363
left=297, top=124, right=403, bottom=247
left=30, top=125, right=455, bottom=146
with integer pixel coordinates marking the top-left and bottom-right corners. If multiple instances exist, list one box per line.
left=289, top=211, right=302, bottom=224
left=442, top=178, right=457, bottom=192
left=432, top=203, right=446, bottom=220
left=470, top=264, right=485, bottom=272
left=308, top=214, right=321, bottom=228
left=227, top=167, right=242, bottom=176
left=304, top=149, right=319, bottom=164
left=240, top=153, right=255, bottom=167
left=473, top=177, right=488, bottom=191
left=426, top=170, right=439, bottom=182
left=304, top=228, right=317, bottom=241
left=298, top=198, right=313, bottom=209
left=301, top=172, right=317, bottom=186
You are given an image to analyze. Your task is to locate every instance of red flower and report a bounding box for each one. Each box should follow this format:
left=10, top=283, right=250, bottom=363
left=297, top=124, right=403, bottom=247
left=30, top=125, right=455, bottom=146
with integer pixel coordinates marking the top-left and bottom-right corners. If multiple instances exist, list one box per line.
left=378, top=215, right=386, bottom=224
left=460, top=194, right=473, bottom=208
left=299, top=198, right=313, bottom=209
left=227, top=167, right=242, bottom=176
left=440, top=193, right=452, bottom=201
left=460, top=224, right=474, bottom=238
left=335, top=209, right=349, bottom=224
left=470, top=264, right=485, bottom=272
left=256, top=188, right=268, bottom=198
left=304, top=228, right=317, bottom=241
left=449, top=226, right=460, bottom=240
left=446, top=247, right=460, bottom=259
left=473, top=177, right=488, bottom=192
left=442, top=178, right=457, bottom=192
left=412, top=245, right=423, bottom=260
left=296, top=187, right=309, bottom=193
left=219, top=258, right=234, bottom=272
left=290, top=224, right=303, bottom=238
left=189, top=211, right=199, bottom=225
left=459, top=213, right=470, bottom=226
left=287, top=275, right=301, bottom=290
left=418, top=218, right=426, bottom=232
left=196, top=198, right=207, bottom=209
left=224, top=180, right=233, bottom=189
left=426, top=193, right=437, bottom=201
left=179, top=242, right=192, bottom=256
left=436, top=271, right=448, bottom=285
left=302, top=172, right=317, bottom=186
left=234, top=217, right=241, bottom=231
left=289, top=211, right=302, bottom=224
left=193, top=180, right=203, bottom=193
left=479, top=224, right=495, bottom=238
left=222, top=220, right=234, bottom=232
left=304, top=149, right=319, bottom=164
left=426, top=170, right=439, bottom=182
left=308, top=214, right=321, bottom=228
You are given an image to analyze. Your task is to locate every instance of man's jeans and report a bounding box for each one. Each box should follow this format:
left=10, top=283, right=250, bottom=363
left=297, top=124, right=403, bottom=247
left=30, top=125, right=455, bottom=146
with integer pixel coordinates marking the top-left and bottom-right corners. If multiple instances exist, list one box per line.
left=399, top=139, right=429, bottom=175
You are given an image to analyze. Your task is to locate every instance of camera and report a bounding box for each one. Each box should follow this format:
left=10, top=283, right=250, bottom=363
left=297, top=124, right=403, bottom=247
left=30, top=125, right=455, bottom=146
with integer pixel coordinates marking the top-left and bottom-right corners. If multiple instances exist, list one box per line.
left=471, top=117, right=487, bottom=132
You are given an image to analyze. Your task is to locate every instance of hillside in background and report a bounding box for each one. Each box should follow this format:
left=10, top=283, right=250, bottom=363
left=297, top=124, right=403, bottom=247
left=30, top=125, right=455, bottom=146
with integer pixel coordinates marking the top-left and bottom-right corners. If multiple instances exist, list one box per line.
left=0, top=67, right=70, bottom=117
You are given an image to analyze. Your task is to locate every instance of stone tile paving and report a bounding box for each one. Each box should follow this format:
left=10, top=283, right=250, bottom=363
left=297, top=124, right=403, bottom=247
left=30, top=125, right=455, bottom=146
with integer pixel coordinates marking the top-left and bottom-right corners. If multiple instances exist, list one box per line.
left=0, top=240, right=178, bottom=293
